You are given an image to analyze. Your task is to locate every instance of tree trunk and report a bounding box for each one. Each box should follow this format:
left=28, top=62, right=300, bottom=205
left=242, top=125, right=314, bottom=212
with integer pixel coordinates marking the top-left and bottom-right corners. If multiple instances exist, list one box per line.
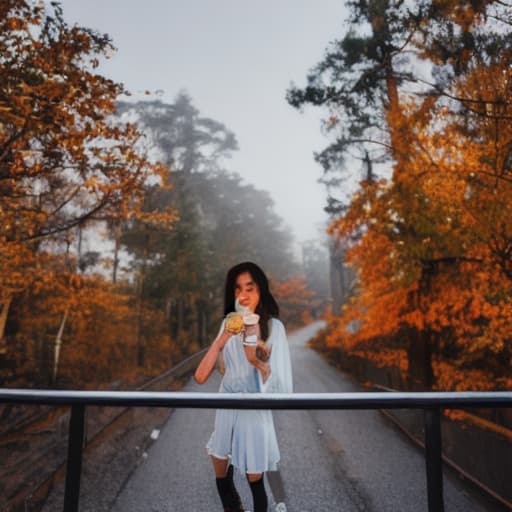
left=135, top=234, right=150, bottom=368
left=135, top=273, right=145, bottom=367
left=407, top=326, right=434, bottom=391
left=53, top=307, right=69, bottom=383
left=177, top=298, right=186, bottom=354
left=329, top=240, right=343, bottom=315
left=112, top=221, right=121, bottom=284
left=0, top=295, right=13, bottom=354
left=177, top=299, right=184, bottom=337
left=407, top=263, right=437, bottom=390
left=169, top=299, right=178, bottom=339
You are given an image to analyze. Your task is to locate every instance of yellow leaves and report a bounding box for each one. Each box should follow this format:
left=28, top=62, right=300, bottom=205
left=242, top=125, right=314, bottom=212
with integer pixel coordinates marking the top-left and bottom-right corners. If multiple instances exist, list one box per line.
left=130, top=208, right=178, bottom=229
left=0, top=0, right=174, bottom=248
left=434, top=361, right=495, bottom=391
left=403, top=309, right=425, bottom=331
left=351, top=348, right=408, bottom=373
left=321, top=53, right=512, bottom=392
left=84, top=176, right=98, bottom=189
left=271, top=275, right=317, bottom=328
left=68, top=273, right=83, bottom=290
left=6, top=15, right=26, bottom=31
left=0, top=5, right=181, bottom=373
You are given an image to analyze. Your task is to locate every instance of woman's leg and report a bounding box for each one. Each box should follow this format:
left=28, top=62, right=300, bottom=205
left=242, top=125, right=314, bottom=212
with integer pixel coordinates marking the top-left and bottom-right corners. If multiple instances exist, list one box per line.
left=211, top=455, right=229, bottom=478
left=211, top=456, right=243, bottom=511
left=247, top=472, right=268, bottom=512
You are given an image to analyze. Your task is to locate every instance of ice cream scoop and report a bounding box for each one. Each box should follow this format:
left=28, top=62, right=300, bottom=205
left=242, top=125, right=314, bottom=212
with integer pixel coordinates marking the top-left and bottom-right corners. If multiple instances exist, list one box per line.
left=225, top=312, right=244, bottom=334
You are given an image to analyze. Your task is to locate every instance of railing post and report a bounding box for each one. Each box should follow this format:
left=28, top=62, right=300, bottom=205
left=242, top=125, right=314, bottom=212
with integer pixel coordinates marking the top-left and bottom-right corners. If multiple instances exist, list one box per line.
left=63, top=404, right=85, bottom=512
left=424, top=407, right=444, bottom=512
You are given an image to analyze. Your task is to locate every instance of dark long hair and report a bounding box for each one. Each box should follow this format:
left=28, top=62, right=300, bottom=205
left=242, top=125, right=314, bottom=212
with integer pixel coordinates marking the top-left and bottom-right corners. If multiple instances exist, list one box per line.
left=223, top=261, right=279, bottom=341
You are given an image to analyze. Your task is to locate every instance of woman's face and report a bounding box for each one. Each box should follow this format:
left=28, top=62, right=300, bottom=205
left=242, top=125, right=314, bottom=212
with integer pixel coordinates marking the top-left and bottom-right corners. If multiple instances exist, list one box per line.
left=234, top=272, right=260, bottom=312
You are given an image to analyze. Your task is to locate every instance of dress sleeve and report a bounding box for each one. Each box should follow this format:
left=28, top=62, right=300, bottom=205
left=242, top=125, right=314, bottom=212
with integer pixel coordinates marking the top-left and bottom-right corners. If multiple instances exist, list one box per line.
left=258, top=319, right=293, bottom=393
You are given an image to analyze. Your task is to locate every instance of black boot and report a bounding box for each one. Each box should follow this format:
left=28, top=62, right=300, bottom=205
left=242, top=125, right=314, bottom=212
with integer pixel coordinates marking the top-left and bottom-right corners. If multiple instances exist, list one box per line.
left=248, top=475, right=268, bottom=512
left=215, top=464, right=244, bottom=512
left=226, top=465, right=244, bottom=511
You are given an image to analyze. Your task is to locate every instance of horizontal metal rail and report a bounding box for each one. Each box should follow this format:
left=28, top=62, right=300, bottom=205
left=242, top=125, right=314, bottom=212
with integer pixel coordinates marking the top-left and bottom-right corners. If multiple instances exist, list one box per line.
left=1, top=389, right=511, bottom=408
left=0, top=350, right=208, bottom=511
left=1, top=389, right=511, bottom=512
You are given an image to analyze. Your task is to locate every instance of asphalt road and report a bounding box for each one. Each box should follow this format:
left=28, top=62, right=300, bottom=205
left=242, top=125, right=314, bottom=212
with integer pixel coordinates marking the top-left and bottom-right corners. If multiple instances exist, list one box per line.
left=110, top=322, right=491, bottom=512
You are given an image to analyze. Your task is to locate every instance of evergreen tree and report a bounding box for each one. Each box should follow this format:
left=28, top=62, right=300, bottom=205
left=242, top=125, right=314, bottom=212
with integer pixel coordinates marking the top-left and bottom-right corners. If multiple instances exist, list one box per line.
left=117, top=95, right=298, bottom=350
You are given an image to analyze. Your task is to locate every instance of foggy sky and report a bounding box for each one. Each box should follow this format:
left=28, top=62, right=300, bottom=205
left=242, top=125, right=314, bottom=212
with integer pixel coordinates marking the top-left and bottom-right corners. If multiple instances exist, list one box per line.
left=59, top=1, right=348, bottom=253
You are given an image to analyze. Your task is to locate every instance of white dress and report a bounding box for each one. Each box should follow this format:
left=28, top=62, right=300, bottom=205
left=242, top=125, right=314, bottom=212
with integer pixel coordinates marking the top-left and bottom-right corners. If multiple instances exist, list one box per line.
left=206, top=317, right=293, bottom=474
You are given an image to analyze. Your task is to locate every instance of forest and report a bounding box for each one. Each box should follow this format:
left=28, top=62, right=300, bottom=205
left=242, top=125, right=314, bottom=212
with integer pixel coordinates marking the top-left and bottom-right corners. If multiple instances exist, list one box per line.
left=289, top=0, right=512, bottom=395
left=1, top=0, right=511, bottom=398
left=1, top=1, right=512, bottom=509
left=0, top=0, right=326, bottom=391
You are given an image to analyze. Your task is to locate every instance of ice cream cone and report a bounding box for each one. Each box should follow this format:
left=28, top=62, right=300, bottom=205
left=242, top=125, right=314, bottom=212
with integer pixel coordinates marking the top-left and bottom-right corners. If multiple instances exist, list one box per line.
left=225, top=312, right=244, bottom=334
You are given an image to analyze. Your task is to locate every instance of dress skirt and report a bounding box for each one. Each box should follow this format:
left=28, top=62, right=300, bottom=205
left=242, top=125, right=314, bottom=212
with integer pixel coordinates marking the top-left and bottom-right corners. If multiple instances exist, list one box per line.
left=206, top=408, right=280, bottom=473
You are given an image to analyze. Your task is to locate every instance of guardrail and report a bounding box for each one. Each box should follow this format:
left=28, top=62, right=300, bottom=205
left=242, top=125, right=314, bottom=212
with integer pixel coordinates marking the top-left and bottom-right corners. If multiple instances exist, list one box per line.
left=0, top=349, right=208, bottom=511
left=372, top=384, right=512, bottom=509
left=1, top=389, right=511, bottom=512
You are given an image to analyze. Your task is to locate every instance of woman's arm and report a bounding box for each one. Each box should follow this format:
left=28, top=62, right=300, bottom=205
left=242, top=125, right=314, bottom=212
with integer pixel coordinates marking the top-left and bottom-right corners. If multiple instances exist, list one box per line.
left=243, top=344, right=271, bottom=383
left=241, top=321, right=271, bottom=382
left=194, top=329, right=230, bottom=384
left=256, top=340, right=271, bottom=361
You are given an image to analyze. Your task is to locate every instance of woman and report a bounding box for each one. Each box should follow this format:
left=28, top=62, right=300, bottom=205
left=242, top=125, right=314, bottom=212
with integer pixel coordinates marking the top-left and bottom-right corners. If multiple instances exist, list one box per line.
left=194, top=261, right=293, bottom=512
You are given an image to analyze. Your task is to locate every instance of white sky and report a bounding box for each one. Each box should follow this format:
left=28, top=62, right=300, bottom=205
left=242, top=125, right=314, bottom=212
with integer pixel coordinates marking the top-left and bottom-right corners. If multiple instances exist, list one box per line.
left=60, top=1, right=349, bottom=252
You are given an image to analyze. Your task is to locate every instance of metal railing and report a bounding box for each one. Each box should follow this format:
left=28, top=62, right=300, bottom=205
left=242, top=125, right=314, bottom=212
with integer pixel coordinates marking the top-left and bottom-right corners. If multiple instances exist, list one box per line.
left=1, top=389, right=511, bottom=512
left=0, top=350, right=209, bottom=510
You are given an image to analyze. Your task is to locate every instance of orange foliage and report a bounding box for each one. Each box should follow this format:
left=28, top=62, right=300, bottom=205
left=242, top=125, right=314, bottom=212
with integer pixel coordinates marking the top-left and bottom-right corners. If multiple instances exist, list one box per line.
left=8, top=260, right=184, bottom=388
left=324, top=52, right=512, bottom=391
left=270, top=275, right=317, bottom=329
left=0, top=1, right=179, bottom=388
left=0, top=0, right=175, bottom=307
left=434, top=361, right=496, bottom=392
left=351, top=349, right=409, bottom=374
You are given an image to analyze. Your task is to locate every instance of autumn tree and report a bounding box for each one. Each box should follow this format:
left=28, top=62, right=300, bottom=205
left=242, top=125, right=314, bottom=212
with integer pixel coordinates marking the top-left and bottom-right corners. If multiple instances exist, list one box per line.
left=288, top=0, right=512, bottom=390
left=271, top=275, right=316, bottom=329
left=0, top=0, right=171, bottom=379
